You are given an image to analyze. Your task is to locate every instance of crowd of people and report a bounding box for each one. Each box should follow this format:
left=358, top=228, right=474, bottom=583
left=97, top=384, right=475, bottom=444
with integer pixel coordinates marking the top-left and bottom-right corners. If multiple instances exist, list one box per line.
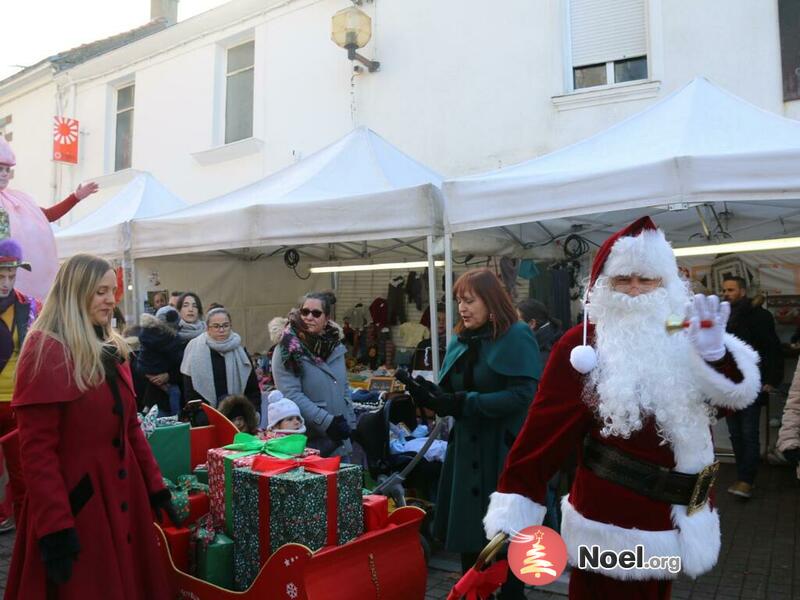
left=2, top=212, right=800, bottom=600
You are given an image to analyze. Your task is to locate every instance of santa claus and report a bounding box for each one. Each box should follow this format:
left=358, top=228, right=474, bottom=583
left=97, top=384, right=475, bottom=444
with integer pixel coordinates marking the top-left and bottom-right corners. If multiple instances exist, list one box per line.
left=483, top=217, right=761, bottom=599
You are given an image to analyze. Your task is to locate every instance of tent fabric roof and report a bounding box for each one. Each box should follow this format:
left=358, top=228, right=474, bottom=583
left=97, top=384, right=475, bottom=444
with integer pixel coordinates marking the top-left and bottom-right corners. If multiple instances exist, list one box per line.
left=131, top=127, right=444, bottom=258
left=444, top=77, right=800, bottom=233
left=55, top=173, right=187, bottom=259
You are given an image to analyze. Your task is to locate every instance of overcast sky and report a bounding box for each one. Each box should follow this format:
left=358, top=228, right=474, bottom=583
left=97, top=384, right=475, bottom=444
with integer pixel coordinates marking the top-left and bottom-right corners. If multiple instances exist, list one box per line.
left=1, top=0, right=230, bottom=80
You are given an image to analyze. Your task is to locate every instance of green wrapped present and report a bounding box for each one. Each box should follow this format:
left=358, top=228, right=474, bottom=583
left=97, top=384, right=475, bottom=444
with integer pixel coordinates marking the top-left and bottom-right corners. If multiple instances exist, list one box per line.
left=163, top=474, right=210, bottom=524
left=148, top=422, right=190, bottom=481
left=231, top=454, right=363, bottom=591
left=193, top=466, right=209, bottom=486
left=197, top=533, right=234, bottom=588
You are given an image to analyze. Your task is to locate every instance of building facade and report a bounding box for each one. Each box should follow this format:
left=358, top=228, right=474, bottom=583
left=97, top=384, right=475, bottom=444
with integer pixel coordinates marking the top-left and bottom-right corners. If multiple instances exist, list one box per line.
left=0, top=0, right=798, bottom=225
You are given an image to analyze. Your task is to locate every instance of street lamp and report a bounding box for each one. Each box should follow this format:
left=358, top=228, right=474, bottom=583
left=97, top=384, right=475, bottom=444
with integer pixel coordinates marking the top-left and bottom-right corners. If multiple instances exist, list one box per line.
left=331, top=6, right=380, bottom=72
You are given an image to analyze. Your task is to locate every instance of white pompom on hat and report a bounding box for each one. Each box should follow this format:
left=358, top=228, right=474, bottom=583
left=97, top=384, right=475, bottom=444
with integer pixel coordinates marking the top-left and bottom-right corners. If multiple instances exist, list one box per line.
left=267, top=390, right=306, bottom=432
left=570, top=216, right=677, bottom=374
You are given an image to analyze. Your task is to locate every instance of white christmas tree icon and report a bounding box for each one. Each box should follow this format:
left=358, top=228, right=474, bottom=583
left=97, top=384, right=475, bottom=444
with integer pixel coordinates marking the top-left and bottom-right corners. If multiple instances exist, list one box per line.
left=520, top=530, right=558, bottom=578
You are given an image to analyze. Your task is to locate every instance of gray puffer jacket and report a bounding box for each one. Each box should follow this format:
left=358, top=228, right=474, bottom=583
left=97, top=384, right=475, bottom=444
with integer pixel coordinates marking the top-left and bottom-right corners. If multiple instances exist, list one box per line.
left=271, top=343, right=356, bottom=457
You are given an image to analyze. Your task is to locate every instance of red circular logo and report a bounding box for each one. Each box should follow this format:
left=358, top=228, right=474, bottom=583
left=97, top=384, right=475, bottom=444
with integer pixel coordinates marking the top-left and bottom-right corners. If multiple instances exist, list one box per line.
left=507, top=526, right=568, bottom=586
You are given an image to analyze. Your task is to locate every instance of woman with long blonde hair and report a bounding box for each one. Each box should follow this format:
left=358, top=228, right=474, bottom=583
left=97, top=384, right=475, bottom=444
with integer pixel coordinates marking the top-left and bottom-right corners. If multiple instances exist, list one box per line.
left=6, top=254, right=174, bottom=600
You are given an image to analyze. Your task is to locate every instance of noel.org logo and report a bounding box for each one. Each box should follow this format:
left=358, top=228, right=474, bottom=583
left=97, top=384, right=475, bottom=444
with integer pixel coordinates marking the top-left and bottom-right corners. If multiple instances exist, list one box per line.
left=507, top=526, right=568, bottom=586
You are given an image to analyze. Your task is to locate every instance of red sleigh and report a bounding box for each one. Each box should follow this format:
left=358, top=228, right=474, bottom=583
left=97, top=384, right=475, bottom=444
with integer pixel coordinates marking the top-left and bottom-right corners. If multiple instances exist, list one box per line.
left=155, top=405, right=428, bottom=599
left=155, top=506, right=426, bottom=600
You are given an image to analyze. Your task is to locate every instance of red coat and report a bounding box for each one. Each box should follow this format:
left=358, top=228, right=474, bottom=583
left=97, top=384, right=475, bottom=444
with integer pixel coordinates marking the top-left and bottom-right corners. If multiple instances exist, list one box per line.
left=485, top=324, right=761, bottom=583
left=5, top=332, right=173, bottom=600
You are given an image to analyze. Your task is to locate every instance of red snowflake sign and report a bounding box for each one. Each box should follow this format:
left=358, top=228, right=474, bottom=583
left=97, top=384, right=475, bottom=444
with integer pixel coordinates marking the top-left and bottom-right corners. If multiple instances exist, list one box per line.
left=53, top=116, right=79, bottom=164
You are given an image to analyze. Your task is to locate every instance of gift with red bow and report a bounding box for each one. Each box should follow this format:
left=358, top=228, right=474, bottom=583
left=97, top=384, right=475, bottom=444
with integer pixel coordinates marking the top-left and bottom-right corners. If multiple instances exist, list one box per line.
left=231, top=453, right=363, bottom=591
left=207, top=432, right=308, bottom=534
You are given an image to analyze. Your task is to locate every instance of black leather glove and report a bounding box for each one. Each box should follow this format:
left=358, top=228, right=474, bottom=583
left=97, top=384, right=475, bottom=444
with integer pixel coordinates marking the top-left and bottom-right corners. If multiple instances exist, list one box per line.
left=151, top=489, right=183, bottom=526
left=394, top=369, right=433, bottom=408
left=783, top=448, right=800, bottom=466
left=326, top=415, right=352, bottom=442
left=39, top=527, right=80, bottom=585
left=414, top=375, right=445, bottom=397
left=428, top=391, right=467, bottom=418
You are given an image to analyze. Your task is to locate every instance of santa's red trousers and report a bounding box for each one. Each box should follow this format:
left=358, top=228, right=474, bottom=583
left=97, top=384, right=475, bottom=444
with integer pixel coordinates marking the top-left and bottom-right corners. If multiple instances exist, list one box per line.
left=569, top=568, right=672, bottom=600
left=0, top=402, right=15, bottom=522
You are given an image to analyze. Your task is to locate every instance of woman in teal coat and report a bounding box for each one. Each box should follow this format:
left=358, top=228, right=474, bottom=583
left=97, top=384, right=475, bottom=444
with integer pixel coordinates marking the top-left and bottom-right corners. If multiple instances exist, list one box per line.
left=406, top=268, right=541, bottom=599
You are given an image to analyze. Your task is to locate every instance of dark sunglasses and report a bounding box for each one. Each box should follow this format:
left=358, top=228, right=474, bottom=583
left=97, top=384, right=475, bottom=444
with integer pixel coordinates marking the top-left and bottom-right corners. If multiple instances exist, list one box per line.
left=300, top=308, right=324, bottom=318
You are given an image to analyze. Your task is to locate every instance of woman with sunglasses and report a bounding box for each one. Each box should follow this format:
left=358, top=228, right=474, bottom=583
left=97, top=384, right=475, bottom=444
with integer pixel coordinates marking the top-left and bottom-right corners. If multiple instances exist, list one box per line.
left=180, top=307, right=260, bottom=410
left=272, top=292, right=355, bottom=458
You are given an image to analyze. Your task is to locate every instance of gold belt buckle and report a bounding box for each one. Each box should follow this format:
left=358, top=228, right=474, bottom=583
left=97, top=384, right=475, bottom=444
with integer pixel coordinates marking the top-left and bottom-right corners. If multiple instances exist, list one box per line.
left=687, top=461, right=719, bottom=516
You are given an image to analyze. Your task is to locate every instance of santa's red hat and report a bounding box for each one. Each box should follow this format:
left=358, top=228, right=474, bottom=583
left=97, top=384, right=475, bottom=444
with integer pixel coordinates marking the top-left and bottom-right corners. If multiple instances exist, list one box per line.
left=570, top=216, right=678, bottom=374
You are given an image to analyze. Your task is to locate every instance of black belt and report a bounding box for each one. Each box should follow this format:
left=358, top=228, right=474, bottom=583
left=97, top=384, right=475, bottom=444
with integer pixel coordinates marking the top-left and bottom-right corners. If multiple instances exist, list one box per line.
left=582, top=436, right=718, bottom=516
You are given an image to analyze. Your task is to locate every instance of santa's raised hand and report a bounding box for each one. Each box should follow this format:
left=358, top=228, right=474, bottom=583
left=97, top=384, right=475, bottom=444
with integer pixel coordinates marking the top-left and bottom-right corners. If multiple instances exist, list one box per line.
left=687, top=293, right=729, bottom=362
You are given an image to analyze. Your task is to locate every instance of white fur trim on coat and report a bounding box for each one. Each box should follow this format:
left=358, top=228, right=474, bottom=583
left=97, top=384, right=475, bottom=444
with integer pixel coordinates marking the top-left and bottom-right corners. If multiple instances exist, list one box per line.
left=483, top=492, right=547, bottom=539
left=603, top=229, right=677, bottom=282
left=560, top=496, right=719, bottom=580
left=695, top=333, right=761, bottom=410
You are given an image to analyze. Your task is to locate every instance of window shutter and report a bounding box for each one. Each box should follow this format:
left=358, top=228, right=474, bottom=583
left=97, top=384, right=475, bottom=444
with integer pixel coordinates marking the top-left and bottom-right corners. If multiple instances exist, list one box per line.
left=570, top=0, right=647, bottom=67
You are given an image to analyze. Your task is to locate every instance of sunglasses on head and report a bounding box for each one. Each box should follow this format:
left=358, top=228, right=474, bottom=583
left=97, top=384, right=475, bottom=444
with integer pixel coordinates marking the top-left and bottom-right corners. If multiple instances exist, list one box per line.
left=300, top=308, right=324, bottom=318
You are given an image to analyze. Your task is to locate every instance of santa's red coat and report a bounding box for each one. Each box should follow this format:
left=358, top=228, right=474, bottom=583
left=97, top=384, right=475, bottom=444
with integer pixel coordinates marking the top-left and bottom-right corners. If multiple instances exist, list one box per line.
left=5, top=332, right=172, bottom=600
left=486, top=323, right=760, bottom=584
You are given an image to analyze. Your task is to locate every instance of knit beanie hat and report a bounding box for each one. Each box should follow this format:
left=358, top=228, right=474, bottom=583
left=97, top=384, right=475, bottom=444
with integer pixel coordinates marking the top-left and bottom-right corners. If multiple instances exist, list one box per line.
left=267, top=390, right=306, bottom=432
left=156, top=305, right=180, bottom=330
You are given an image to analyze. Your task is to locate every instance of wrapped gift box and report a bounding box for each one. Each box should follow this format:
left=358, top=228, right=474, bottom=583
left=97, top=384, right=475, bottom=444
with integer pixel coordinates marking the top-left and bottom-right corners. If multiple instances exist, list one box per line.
left=231, top=456, right=364, bottom=591
left=163, top=525, right=191, bottom=573
left=148, top=422, right=191, bottom=481
left=362, top=494, right=389, bottom=532
left=207, top=433, right=314, bottom=535
left=193, top=465, right=209, bottom=486
left=197, top=532, right=234, bottom=589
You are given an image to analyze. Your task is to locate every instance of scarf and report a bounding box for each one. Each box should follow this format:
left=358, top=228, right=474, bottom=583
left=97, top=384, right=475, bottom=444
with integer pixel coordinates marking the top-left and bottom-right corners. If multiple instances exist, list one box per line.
left=0, top=292, right=16, bottom=374
left=279, top=312, right=341, bottom=376
left=454, top=324, right=491, bottom=390
left=180, top=331, right=251, bottom=407
left=177, top=319, right=206, bottom=342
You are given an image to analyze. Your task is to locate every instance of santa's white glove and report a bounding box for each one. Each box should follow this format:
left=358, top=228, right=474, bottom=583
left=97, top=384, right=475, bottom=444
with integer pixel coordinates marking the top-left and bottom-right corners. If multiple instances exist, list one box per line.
left=687, top=294, right=729, bottom=362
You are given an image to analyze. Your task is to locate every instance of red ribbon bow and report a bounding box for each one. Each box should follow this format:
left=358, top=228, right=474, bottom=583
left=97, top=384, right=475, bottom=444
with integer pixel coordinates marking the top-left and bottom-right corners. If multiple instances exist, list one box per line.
left=251, top=453, right=341, bottom=476
left=446, top=560, right=508, bottom=600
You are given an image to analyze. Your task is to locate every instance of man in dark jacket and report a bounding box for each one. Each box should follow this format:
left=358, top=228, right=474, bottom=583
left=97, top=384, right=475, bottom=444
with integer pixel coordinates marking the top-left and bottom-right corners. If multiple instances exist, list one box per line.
left=722, top=276, right=784, bottom=499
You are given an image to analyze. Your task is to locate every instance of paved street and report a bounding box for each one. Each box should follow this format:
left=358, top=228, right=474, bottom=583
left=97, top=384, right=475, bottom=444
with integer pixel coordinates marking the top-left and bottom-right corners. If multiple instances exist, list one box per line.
left=0, top=463, right=797, bottom=599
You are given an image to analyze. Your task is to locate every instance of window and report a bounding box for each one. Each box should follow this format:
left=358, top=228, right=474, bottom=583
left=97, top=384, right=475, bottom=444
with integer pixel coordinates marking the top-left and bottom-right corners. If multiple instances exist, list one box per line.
left=115, top=84, right=134, bottom=171
left=0, top=115, right=11, bottom=143
left=569, top=0, right=648, bottom=90
left=779, top=0, right=800, bottom=101
left=224, top=41, right=254, bottom=144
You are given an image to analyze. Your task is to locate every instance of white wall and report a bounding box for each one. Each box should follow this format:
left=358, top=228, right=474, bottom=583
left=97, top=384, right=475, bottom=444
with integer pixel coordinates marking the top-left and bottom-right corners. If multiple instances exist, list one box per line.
left=1, top=0, right=797, bottom=218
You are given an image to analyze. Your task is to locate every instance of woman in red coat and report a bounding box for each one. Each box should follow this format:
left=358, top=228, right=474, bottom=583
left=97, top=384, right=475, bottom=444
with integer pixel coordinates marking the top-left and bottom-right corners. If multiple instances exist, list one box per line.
left=5, top=253, right=174, bottom=599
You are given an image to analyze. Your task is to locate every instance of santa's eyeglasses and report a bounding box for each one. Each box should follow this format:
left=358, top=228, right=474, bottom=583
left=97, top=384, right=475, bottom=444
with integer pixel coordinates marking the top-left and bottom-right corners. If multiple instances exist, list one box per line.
left=610, top=275, right=662, bottom=292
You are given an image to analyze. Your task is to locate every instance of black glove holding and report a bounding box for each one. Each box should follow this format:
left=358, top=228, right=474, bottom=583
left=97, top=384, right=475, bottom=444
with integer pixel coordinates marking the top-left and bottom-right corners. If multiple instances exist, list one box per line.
left=428, top=391, right=467, bottom=418
left=151, top=488, right=184, bottom=526
left=413, top=375, right=465, bottom=417
left=395, top=369, right=433, bottom=408
left=39, top=527, right=80, bottom=585
left=326, top=415, right=352, bottom=442
left=783, top=448, right=800, bottom=466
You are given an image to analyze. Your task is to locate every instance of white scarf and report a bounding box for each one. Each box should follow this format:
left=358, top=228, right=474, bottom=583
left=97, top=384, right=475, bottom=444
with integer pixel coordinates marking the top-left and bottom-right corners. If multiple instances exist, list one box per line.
left=180, top=332, right=252, bottom=407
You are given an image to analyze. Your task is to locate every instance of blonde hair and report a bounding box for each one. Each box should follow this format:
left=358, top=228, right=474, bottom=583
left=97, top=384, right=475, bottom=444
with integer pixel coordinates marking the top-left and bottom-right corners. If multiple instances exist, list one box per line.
left=24, top=254, right=129, bottom=392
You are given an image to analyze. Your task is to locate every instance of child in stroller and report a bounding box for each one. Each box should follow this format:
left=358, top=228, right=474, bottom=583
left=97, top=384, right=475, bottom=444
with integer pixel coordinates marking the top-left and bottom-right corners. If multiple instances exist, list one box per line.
left=352, top=391, right=446, bottom=562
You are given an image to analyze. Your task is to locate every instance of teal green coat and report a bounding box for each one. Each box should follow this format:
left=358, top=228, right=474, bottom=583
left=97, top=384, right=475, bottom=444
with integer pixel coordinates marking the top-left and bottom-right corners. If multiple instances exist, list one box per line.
left=434, top=321, right=541, bottom=552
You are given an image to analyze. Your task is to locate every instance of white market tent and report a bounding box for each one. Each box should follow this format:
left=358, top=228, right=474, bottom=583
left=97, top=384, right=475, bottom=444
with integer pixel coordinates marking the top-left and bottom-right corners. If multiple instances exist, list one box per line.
left=132, top=127, right=444, bottom=258
left=130, top=127, right=446, bottom=367
left=55, top=172, right=187, bottom=260
left=440, top=76, right=800, bottom=339
left=444, top=77, right=800, bottom=243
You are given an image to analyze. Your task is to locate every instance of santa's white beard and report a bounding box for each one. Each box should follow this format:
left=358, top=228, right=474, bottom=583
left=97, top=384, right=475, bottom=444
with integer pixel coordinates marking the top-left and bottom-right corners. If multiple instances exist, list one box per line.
left=586, top=279, right=713, bottom=447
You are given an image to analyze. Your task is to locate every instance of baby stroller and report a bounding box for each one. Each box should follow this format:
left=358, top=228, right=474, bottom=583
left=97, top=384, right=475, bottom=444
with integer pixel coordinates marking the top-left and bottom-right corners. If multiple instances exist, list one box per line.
left=352, top=392, right=445, bottom=562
